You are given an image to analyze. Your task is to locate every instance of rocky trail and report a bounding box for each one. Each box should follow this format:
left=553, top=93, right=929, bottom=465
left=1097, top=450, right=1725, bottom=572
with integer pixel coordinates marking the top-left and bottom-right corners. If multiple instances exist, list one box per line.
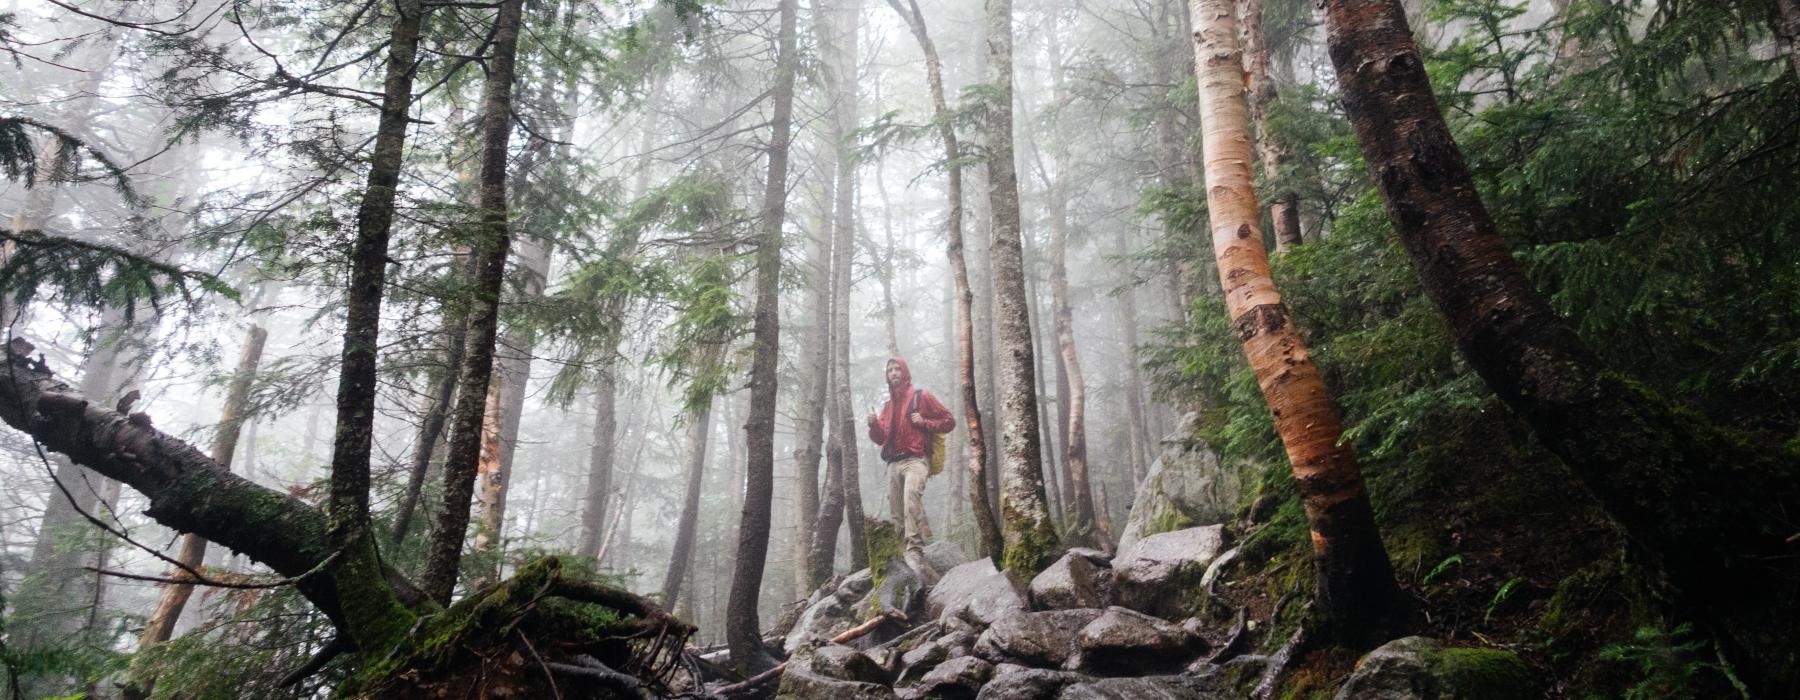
left=665, top=421, right=1531, bottom=700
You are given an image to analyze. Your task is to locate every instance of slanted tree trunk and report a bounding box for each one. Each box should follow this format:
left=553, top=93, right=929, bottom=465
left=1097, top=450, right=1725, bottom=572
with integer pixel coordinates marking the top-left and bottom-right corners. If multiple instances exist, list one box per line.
left=422, top=0, right=525, bottom=606
left=985, top=0, right=1059, bottom=575
left=1322, top=0, right=1799, bottom=686
left=1239, top=0, right=1302, bottom=250
left=883, top=0, right=1003, bottom=561
left=661, top=395, right=715, bottom=606
left=131, top=322, right=267, bottom=693
left=1047, top=194, right=1095, bottom=532
left=323, top=0, right=430, bottom=653
left=1191, top=0, right=1401, bottom=642
left=726, top=0, right=797, bottom=675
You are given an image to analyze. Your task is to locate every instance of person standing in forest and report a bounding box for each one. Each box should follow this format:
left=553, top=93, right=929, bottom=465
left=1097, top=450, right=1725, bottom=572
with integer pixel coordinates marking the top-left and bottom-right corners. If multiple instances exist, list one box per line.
left=866, top=357, right=955, bottom=584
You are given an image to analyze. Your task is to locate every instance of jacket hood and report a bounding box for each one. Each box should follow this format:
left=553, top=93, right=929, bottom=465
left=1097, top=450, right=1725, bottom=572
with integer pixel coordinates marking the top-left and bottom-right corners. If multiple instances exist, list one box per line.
left=886, top=357, right=913, bottom=401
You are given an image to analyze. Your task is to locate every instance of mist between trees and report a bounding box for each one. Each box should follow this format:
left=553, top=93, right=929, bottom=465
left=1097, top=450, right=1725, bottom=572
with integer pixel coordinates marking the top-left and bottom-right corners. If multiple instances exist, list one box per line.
left=0, top=0, right=1796, bottom=696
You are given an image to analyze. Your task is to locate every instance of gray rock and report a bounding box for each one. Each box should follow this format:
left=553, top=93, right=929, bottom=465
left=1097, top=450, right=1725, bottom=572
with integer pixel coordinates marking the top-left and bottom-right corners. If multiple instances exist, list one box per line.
left=973, top=609, right=1105, bottom=667
left=894, top=640, right=949, bottom=688
left=900, top=655, right=993, bottom=700
left=1333, top=636, right=1534, bottom=700
left=806, top=644, right=889, bottom=684
left=1057, top=675, right=1230, bottom=699
left=784, top=592, right=855, bottom=654
left=924, top=539, right=975, bottom=573
left=1110, top=525, right=1225, bottom=619
left=976, top=663, right=1086, bottom=700
left=930, top=559, right=1031, bottom=627
left=1118, top=414, right=1250, bottom=551
left=775, top=668, right=896, bottom=700
left=1067, top=607, right=1207, bottom=676
left=868, top=558, right=925, bottom=619
left=1030, top=552, right=1108, bottom=610
left=837, top=568, right=876, bottom=601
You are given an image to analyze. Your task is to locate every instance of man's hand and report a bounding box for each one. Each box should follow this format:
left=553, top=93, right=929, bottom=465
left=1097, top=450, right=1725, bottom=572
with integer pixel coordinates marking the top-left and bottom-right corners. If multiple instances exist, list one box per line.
left=866, top=409, right=880, bottom=425
left=910, top=411, right=925, bottom=427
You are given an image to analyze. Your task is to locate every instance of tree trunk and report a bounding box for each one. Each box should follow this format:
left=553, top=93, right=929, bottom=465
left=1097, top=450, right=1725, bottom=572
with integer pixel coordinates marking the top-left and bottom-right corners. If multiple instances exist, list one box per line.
left=390, top=250, right=471, bottom=544
left=1322, top=0, right=1799, bottom=685
left=1239, top=0, right=1302, bottom=251
left=575, top=374, right=616, bottom=560
left=661, top=396, right=715, bottom=606
left=422, top=0, right=525, bottom=606
left=1191, top=0, right=1401, bottom=642
left=726, top=0, right=797, bottom=675
left=883, top=0, right=1003, bottom=561
left=322, top=0, right=429, bottom=653
left=471, top=141, right=554, bottom=580
left=1048, top=191, right=1096, bottom=532
left=822, top=0, right=868, bottom=571
left=790, top=184, right=831, bottom=594
left=985, top=0, right=1059, bottom=575
left=133, top=323, right=267, bottom=683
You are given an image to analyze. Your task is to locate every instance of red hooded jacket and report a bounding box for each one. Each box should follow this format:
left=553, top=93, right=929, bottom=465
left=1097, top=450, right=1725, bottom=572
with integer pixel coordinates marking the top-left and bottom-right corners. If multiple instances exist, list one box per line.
left=867, top=357, right=955, bottom=462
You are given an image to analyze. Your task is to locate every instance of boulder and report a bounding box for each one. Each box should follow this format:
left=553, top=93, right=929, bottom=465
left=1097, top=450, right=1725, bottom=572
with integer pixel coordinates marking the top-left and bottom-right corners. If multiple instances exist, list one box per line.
left=775, top=668, right=896, bottom=700
left=929, top=559, right=1029, bottom=627
left=784, top=592, right=855, bottom=654
left=1110, top=525, right=1225, bottom=619
left=805, top=644, right=889, bottom=685
left=1057, top=675, right=1231, bottom=699
left=899, top=656, right=993, bottom=700
left=973, top=609, right=1105, bottom=667
left=894, top=640, right=949, bottom=688
left=1117, top=414, right=1249, bottom=551
left=1067, top=607, right=1207, bottom=676
left=867, top=558, right=926, bottom=620
left=924, top=539, right=975, bottom=573
left=1333, top=636, right=1534, bottom=700
left=976, top=663, right=1087, bottom=700
left=1030, top=552, right=1109, bottom=610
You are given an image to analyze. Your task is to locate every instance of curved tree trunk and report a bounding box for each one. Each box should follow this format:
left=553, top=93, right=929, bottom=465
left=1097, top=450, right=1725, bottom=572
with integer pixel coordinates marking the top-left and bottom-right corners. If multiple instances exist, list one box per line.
left=725, top=0, right=798, bottom=675
left=1322, top=0, right=1799, bottom=686
left=883, top=0, right=1003, bottom=561
left=422, top=0, right=525, bottom=606
left=985, top=0, right=1059, bottom=575
left=323, top=0, right=431, bottom=653
left=1191, top=0, right=1401, bottom=642
left=391, top=251, right=472, bottom=544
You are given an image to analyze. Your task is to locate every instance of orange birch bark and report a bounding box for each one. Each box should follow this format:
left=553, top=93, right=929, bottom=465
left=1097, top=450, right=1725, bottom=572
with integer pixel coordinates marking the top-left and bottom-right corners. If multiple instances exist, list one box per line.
left=1189, top=0, right=1399, bottom=639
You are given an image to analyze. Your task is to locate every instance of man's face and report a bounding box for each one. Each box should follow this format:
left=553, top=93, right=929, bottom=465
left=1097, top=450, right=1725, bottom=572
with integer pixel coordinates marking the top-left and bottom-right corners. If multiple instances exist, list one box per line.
left=886, top=363, right=904, bottom=387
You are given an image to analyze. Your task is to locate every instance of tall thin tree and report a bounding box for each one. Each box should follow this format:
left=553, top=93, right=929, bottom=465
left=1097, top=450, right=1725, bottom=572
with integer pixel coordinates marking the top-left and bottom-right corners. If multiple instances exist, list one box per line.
left=985, top=0, right=1059, bottom=574
left=883, top=0, right=1003, bottom=560
left=421, top=0, right=527, bottom=605
left=725, top=0, right=798, bottom=675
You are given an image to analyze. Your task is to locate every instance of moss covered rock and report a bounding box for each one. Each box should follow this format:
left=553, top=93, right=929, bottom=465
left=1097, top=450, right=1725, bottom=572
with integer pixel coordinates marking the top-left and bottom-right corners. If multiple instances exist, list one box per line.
left=1118, top=415, right=1251, bottom=551
left=1332, top=636, right=1533, bottom=700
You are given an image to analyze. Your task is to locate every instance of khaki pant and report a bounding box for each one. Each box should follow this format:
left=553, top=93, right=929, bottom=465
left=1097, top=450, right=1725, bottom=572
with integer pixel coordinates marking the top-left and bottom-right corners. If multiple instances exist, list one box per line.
left=887, top=456, right=937, bottom=583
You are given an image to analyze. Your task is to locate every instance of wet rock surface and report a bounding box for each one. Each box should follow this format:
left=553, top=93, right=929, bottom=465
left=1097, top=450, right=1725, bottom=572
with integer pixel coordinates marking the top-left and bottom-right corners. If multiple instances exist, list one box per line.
left=1067, top=606, right=1208, bottom=676
left=972, top=608, right=1105, bottom=667
left=1110, top=525, right=1225, bottom=619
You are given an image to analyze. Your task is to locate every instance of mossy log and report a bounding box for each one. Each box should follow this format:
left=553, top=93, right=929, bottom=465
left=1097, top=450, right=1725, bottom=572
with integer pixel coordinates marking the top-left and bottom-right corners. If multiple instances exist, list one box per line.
left=1, top=342, right=694, bottom=697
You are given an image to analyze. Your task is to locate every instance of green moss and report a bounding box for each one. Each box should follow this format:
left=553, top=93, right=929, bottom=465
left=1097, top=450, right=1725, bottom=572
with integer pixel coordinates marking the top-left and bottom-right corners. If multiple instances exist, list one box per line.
left=1146, top=500, right=1196, bottom=538
left=1435, top=647, right=1534, bottom=699
left=1000, top=511, right=1060, bottom=575
left=1382, top=523, right=1444, bottom=583
left=865, top=518, right=902, bottom=591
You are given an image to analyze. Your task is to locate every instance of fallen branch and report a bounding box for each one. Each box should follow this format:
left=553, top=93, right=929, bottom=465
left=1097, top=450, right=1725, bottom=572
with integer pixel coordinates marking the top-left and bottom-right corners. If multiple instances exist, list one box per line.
left=1252, top=624, right=1309, bottom=700
left=713, top=661, right=786, bottom=697
left=831, top=611, right=906, bottom=645
left=546, top=656, right=656, bottom=700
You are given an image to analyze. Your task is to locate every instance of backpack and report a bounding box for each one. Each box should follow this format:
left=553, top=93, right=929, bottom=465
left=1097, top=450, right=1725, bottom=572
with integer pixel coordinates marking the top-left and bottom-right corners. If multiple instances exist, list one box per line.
left=911, top=389, right=948, bottom=476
